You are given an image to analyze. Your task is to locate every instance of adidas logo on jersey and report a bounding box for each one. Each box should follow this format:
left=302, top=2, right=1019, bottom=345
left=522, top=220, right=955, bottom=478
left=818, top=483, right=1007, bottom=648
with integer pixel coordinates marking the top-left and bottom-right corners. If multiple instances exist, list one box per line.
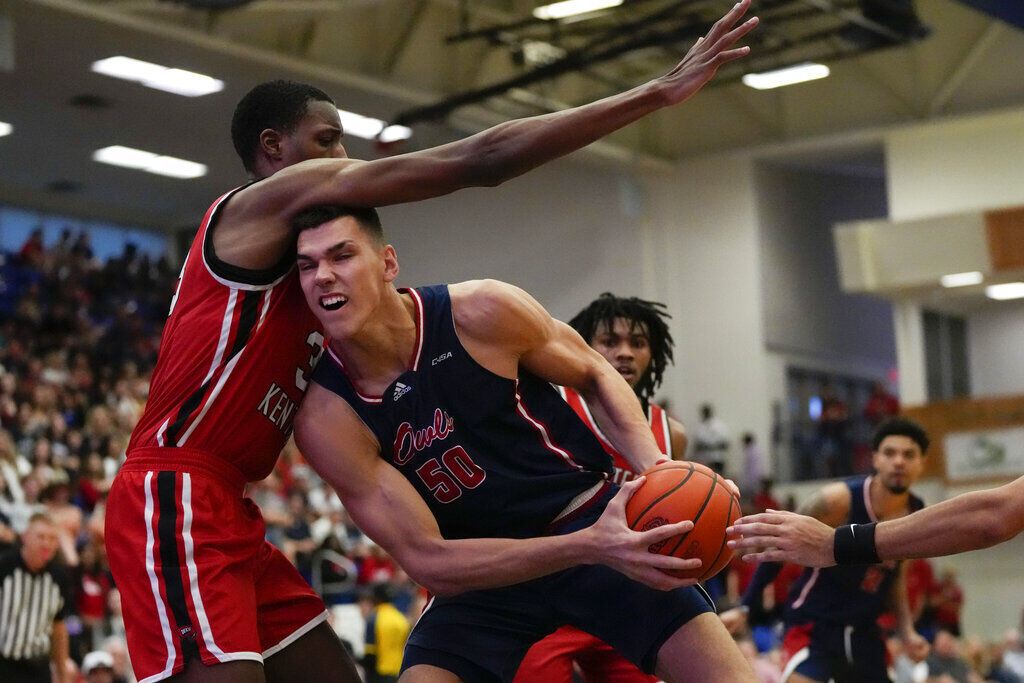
left=393, top=382, right=412, bottom=401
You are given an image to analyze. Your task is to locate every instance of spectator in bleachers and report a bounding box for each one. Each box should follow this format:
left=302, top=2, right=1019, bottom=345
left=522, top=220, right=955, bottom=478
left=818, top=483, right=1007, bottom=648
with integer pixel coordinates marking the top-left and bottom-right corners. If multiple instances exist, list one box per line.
left=18, top=228, right=45, bottom=268
left=693, top=402, right=730, bottom=474
left=816, top=382, right=849, bottom=477
left=357, top=582, right=410, bottom=683
left=933, top=568, right=965, bottom=637
left=81, top=649, right=122, bottom=683
left=924, top=629, right=971, bottom=682
left=864, top=380, right=900, bottom=427
left=1002, top=629, right=1024, bottom=680
left=741, top=432, right=766, bottom=496
left=906, top=557, right=940, bottom=639
left=100, top=636, right=133, bottom=683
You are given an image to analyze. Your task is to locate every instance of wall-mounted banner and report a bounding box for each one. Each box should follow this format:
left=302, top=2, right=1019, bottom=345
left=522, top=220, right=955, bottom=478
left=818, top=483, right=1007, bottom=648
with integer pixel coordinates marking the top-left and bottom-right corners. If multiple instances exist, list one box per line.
left=944, top=426, right=1024, bottom=481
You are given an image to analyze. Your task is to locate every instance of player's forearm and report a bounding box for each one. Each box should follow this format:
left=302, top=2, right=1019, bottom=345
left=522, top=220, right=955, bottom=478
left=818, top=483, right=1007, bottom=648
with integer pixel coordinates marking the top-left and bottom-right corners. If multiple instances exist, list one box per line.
left=456, top=82, right=667, bottom=188
left=406, top=531, right=598, bottom=597
left=874, top=484, right=1022, bottom=560
left=580, top=369, right=662, bottom=472
left=51, top=621, right=70, bottom=683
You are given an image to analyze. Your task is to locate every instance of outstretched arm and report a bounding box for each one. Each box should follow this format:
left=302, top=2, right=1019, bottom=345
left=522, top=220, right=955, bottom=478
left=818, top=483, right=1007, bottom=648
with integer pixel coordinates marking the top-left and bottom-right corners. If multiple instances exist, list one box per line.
left=294, top=382, right=704, bottom=597
left=216, top=1, right=758, bottom=270
left=727, top=475, right=1024, bottom=566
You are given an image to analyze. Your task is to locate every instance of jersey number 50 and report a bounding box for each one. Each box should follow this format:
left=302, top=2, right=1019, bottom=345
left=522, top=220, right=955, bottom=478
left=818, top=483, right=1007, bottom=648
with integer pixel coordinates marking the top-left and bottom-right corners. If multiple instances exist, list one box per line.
left=416, top=446, right=486, bottom=504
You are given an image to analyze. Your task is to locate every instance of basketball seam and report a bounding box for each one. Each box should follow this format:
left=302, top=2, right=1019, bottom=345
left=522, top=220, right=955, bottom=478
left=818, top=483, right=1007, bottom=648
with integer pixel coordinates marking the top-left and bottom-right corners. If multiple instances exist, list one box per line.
left=700, top=476, right=736, bottom=581
left=665, top=470, right=717, bottom=559
left=627, top=463, right=696, bottom=530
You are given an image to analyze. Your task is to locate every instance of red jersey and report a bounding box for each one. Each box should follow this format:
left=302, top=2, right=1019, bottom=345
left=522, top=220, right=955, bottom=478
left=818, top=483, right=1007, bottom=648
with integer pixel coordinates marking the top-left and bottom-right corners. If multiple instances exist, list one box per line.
left=556, top=386, right=671, bottom=484
left=128, top=188, right=324, bottom=481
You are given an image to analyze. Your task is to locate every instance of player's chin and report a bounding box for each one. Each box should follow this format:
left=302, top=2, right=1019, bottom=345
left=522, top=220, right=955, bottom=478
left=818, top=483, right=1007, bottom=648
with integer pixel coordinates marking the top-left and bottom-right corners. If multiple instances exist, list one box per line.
left=885, top=480, right=909, bottom=495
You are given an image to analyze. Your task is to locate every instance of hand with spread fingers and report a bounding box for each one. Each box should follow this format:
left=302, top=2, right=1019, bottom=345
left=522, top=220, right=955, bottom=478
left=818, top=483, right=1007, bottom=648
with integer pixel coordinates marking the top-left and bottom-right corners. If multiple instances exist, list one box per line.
left=727, top=509, right=838, bottom=567
left=656, top=0, right=759, bottom=106
left=585, top=477, right=703, bottom=590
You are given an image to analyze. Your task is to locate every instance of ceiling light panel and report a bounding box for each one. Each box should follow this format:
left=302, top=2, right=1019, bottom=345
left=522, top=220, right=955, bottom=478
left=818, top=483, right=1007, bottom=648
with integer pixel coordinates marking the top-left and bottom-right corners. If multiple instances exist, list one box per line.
left=533, top=0, right=623, bottom=21
left=940, top=271, right=984, bottom=288
left=92, top=56, right=223, bottom=97
left=93, top=145, right=207, bottom=179
left=742, top=63, right=830, bottom=90
left=985, top=282, right=1024, bottom=301
left=337, top=108, right=412, bottom=143
left=0, top=121, right=11, bottom=137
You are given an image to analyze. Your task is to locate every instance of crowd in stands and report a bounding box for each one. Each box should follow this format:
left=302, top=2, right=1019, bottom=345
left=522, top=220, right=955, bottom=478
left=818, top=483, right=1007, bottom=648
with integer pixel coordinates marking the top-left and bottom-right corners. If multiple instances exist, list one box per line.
left=1, top=230, right=1022, bottom=683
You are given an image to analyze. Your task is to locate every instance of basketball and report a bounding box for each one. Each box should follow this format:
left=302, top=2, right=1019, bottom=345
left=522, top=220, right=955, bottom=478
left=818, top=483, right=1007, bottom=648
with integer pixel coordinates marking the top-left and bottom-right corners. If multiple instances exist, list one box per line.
left=625, top=461, right=740, bottom=581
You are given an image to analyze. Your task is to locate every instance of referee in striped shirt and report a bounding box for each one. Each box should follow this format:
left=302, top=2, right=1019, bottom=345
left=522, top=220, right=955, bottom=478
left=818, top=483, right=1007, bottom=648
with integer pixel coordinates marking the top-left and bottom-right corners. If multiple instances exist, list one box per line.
left=0, top=512, right=72, bottom=683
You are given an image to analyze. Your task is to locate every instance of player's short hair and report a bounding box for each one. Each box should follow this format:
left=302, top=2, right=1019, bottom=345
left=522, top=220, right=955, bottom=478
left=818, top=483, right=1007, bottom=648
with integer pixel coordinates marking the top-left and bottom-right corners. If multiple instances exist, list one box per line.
left=568, top=293, right=675, bottom=403
left=871, top=416, right=929, bottom=454
left=231, top=80, right=334, bottom=174
left=291, top=204, right=384, bottom=246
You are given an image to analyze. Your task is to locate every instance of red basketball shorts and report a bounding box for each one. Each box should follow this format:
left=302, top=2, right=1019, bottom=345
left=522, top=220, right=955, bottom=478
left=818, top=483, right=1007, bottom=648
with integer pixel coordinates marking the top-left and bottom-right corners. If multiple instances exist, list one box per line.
left=514, top=625, right=658, bottom=682
left=106, top=449, right=328, bottom=683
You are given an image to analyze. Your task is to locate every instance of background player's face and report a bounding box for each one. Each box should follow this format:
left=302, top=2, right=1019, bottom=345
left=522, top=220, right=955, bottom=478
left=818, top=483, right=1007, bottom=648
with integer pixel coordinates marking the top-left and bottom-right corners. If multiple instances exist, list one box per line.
left=278, top=100, right=348, bottom=167
left=296, top=217, right=397, bottom=339
left=588, top=318, right=651, bottom=390
left=21, top=518, right=59, bottom=570
left=872, top=434, right=925, bottom=495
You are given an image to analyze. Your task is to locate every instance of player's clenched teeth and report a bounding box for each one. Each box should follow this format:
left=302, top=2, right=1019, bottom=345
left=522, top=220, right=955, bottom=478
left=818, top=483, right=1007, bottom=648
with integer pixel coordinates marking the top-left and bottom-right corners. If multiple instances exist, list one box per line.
left=320, top=294, right=348, bottom=311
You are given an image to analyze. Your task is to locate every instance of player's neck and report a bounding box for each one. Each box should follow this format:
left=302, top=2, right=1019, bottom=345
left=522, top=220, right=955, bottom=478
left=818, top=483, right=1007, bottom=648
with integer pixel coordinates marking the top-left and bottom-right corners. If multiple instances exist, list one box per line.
left=328, top=288, right=417, bottom=389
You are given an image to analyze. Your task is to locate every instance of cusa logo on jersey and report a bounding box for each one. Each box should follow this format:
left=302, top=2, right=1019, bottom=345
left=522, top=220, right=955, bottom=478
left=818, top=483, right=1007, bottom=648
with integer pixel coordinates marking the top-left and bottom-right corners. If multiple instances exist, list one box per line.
left=393, top=408, right=455, bottom=465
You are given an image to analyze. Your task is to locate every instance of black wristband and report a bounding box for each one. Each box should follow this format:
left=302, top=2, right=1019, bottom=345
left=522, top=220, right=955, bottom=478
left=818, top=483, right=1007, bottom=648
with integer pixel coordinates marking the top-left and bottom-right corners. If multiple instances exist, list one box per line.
left=833, top=522, right=880, bottom=565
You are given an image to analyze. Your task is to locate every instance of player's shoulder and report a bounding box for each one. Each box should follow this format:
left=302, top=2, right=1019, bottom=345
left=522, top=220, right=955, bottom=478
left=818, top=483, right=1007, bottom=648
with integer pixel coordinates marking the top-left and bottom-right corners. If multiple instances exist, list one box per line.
left=449, top=278, right=518, bottom=302
left=821, top=480, right=853, bottom=505
left=449, top=280, right=549, bottom=355
left=449, top=279, right=528, bottom=325
left=799, top=481, right=852, bottom=525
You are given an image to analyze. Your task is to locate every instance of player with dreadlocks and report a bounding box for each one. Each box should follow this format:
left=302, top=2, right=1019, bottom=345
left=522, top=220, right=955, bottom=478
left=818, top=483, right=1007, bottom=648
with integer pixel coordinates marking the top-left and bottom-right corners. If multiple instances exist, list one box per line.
left=514, top=292, right=688, bottom=683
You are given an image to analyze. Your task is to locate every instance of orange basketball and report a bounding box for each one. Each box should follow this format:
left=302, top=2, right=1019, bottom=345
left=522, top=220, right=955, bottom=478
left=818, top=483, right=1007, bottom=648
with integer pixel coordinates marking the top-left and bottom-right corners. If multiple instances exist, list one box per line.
left=625, top=461, right=740, bottom=581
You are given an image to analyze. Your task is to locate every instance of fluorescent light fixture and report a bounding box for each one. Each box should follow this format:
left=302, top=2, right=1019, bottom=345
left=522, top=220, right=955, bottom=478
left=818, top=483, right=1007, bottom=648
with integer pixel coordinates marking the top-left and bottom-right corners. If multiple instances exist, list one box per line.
left=379, top=125, right=413, bottom=144
left=92, top=56, right=223, bottom=97
left=93, top=145, right=207, bottom=179
left=533, top=0, right=622, bottom=21
left=0, top=121, right=11, bottom=137
left=336, top=108, right=413, bottom=143
left=985, top=282, right=1024, bottom=301
left=337, top=109, right=385, bottom=140
left=742, top=63, right=830, bottom=90
left=940, top=271, right=983, bottom=288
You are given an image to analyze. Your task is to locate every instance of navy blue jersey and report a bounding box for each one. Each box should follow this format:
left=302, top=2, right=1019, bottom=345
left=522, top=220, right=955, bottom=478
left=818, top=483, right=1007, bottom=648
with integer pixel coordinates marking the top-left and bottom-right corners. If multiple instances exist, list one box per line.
left=785, top=476, right=924, bottom=627
left=312, top=285, right=614, bottom=540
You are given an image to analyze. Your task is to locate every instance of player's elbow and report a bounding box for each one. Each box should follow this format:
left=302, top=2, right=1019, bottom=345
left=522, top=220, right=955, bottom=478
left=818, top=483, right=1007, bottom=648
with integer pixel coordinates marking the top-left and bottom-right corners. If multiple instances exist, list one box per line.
left=395, top=542, right=461, bottom=597
left=404, top=563, right=460, bottom=597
